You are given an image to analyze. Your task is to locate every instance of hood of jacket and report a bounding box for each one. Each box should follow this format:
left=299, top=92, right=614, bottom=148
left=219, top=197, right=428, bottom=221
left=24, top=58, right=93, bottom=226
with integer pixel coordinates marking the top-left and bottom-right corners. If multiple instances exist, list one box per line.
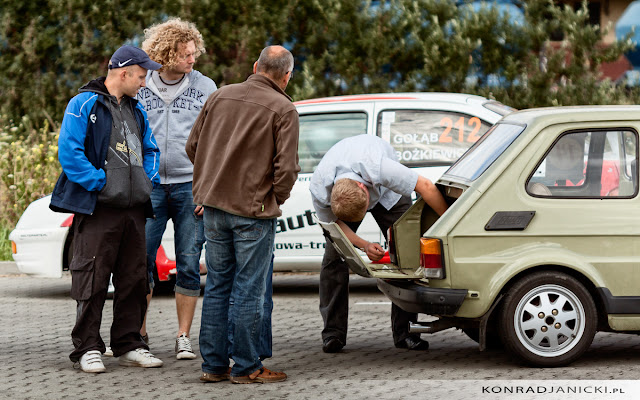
left=78, top=77, right=110, bottom=97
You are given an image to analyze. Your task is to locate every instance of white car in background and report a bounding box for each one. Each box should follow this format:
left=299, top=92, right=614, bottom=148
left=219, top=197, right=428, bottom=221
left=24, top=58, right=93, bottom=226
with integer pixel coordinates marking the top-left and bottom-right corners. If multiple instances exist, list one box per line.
left=9, top=92, right=514, bottom=285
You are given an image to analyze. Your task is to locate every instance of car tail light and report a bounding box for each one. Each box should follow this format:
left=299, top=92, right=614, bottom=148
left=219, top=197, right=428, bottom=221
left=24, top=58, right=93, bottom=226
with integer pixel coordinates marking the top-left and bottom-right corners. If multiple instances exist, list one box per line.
left=11, top=241, right=17, bottom=254
left=420, top=238, right=444, bottom=279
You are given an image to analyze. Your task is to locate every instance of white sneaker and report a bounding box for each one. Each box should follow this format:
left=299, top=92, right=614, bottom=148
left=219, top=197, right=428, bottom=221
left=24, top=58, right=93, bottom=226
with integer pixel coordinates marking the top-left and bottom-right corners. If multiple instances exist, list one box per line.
left=118, top=348, right=163, bottom=368
left=79, top=350, right=106, bottom=373
left=175, top=333, right=197, bottom=360
left=104, top=347, right=113, bottom=357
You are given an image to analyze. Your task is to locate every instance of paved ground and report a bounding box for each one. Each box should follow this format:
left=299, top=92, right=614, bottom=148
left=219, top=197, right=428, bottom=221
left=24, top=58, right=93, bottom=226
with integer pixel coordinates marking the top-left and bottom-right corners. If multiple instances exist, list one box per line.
left=2, top=261, right=640, bottom=400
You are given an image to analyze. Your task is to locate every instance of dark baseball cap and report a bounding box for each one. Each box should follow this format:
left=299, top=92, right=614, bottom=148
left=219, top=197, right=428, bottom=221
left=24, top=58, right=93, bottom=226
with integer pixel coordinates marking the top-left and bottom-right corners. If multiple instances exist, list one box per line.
left=108, top=45, right=162, bottom=70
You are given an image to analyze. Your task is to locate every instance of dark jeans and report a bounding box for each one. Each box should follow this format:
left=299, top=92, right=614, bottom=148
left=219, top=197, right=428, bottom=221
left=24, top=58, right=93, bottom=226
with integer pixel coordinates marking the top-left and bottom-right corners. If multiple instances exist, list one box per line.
left=319, top=196, right=418, bottom=345
left=69, top=204, right=149, bottom=362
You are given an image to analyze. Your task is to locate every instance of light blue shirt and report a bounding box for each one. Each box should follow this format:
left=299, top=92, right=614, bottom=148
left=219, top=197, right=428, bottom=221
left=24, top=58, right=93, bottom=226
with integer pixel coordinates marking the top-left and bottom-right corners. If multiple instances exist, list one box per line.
left=310, top=134, right=418, bottom=222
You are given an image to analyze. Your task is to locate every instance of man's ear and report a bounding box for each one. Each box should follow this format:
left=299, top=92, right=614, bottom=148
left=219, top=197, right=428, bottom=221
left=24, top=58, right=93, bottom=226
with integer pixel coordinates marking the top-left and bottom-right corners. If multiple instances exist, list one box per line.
left=253, top=61, right=258, bottom=74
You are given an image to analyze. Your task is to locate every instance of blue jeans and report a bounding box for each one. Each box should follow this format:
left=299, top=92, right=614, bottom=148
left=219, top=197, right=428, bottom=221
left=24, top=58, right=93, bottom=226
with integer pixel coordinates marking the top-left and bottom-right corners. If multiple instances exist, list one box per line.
left=228, top=254, right=273, bottom=360
left=199, top=207, right=275, bottom=377
left=145, top=182, right=204, bottom=296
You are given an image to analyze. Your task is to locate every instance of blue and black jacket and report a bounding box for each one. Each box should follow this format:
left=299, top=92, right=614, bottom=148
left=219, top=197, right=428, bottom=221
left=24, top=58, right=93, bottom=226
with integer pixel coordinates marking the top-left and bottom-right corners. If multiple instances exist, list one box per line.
left=50, top=77, right=160, bottom=216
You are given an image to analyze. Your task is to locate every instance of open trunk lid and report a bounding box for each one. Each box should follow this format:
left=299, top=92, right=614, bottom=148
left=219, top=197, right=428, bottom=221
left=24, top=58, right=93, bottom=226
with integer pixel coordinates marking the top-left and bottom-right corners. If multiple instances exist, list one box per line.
left=317, top=197, right=438, bottom=279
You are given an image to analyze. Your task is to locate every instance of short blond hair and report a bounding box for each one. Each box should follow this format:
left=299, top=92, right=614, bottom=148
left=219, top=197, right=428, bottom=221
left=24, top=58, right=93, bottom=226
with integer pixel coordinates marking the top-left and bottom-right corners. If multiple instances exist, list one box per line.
left=331, top=179, right=368, bottom=222
left=141, top=18, right=205, bottom=72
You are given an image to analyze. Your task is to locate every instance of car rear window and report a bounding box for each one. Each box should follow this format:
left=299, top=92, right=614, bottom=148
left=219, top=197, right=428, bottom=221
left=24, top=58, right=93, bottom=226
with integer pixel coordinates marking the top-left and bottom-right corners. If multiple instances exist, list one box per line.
left=445, top=122, right=525, bottom=182
left=377, top=110, right=493, bottom=167
left=298, top=112, right=367, bottom=173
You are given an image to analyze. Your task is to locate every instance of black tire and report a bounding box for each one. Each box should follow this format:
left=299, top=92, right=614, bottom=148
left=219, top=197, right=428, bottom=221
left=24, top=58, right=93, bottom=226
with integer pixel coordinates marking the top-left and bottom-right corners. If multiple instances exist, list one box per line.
left=462, top=327, right=503, bottom=349
left=498, top=271, right=597, bottom=367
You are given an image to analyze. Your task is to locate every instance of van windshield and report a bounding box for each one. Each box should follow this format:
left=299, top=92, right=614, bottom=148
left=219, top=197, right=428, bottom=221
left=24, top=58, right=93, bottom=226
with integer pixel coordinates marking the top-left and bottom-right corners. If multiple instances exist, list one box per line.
left=444, top=122, right=525, bottom=182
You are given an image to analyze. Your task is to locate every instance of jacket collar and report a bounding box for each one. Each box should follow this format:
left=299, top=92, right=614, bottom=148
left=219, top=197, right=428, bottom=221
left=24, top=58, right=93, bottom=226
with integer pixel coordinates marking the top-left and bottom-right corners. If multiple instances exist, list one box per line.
left=246, top=74, right=292, bottom=101
left=78, top=76, right=140, bottom=108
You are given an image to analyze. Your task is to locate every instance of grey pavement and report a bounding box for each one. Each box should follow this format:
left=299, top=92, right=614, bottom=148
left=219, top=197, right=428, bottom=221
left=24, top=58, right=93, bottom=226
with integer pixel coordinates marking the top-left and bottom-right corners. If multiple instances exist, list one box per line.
left=1, top=261, right=640, bottom=400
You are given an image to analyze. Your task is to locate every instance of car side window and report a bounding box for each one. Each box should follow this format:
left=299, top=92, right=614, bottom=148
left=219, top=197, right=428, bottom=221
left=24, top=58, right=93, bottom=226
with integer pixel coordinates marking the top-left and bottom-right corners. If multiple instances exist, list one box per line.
left=376, top=110, right=493, bottom=167
left=527, top=130, right=638, bottom=198
left=298, top=112, right=367, bottom=173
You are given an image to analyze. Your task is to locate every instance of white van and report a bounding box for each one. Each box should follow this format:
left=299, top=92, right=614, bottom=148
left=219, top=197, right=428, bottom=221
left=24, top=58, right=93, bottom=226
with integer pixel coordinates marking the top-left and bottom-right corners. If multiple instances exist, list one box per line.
left=9, top=93, right=513, bottom=281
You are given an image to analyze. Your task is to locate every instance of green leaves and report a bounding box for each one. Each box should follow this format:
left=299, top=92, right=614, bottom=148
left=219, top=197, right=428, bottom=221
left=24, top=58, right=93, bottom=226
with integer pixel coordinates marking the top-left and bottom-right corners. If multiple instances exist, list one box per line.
left=0, top=0, right=638, bottom=124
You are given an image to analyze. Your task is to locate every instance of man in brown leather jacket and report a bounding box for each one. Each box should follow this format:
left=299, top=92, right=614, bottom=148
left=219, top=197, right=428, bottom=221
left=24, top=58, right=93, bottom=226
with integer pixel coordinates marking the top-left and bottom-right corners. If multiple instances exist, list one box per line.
left=186, top=45, right=299, bottom=384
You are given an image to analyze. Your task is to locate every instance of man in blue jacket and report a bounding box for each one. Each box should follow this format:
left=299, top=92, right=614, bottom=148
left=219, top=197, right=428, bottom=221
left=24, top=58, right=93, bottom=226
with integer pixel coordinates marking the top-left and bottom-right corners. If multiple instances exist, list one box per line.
left=50, top=45, right=163, bottom=373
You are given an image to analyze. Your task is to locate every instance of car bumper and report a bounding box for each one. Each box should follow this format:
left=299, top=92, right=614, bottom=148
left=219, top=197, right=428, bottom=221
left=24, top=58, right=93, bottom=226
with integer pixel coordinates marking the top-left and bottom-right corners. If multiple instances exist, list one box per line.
left=377, top=279, right=468, bottom=315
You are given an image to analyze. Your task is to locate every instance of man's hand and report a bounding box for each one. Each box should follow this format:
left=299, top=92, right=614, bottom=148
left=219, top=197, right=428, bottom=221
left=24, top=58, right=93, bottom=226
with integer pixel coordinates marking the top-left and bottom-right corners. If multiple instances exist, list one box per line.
left=336, top=220, right=385, bottom=261
left=194, top=205, right=204, bottom=216
left=363, top=242, right=385, bottom=262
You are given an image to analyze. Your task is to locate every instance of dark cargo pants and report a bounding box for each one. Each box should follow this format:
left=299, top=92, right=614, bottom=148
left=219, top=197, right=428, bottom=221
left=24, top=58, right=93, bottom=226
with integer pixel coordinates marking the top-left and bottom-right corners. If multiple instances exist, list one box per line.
left=319, top=195, right=419, bottom=346
left=69, top=204, right=149, bottom=362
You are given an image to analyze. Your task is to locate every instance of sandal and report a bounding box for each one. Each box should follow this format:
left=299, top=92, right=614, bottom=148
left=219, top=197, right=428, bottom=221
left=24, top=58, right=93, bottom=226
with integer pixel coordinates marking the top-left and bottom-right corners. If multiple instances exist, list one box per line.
left=230, top=367, right=287, bottom=384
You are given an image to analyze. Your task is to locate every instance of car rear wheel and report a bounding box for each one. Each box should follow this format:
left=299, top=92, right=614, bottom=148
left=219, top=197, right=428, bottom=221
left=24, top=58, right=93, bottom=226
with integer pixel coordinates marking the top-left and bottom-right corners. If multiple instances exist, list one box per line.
left=498, top=271, right=597, bottom=367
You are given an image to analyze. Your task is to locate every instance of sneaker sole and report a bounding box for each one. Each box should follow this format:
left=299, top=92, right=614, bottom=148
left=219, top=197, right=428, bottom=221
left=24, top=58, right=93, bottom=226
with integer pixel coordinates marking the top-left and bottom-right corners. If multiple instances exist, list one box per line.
left=81, top=366, right=106, bottom=373
left=176, top=351, right=197, bottom=360
left=119, top=360, right=163, bottom=368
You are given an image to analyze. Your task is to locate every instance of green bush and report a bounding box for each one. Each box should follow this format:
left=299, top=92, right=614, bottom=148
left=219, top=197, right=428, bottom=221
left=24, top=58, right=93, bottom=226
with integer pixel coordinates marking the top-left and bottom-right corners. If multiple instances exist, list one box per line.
left=3, top=0, right=639, bottom=128
left=0, top=226, right=11, bottom=261
left=0, top=115, right=60, bottom=229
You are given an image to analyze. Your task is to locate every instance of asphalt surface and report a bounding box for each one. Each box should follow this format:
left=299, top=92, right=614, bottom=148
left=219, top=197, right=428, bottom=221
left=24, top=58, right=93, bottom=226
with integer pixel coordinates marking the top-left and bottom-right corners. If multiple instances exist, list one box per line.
left=2, top=261, right=640, bottom=400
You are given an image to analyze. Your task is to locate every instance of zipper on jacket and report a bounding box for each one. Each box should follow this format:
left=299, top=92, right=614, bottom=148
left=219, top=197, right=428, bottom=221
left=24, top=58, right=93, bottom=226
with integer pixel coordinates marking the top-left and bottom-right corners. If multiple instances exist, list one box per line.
left=164, top=106, right=169, bottom=181
left=119, top=102, right=134, bottom=208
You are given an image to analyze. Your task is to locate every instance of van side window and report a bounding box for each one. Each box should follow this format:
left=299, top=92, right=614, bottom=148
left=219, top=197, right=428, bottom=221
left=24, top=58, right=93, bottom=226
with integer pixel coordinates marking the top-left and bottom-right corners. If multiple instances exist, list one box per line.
left=527, top=130, right=638, bottom=198
left=298, top=112, right=367, bottom=173
left=377, top=110, right=492, bottom=167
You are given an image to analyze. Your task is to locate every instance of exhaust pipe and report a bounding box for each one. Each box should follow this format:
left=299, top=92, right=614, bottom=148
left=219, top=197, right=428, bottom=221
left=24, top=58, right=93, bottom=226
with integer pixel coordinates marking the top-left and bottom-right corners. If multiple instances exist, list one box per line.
left=409, top=319, right=457, bottom=334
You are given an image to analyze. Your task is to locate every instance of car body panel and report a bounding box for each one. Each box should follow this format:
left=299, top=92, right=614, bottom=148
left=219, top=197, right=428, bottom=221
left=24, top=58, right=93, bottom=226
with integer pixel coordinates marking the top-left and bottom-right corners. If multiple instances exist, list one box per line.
left=9, top=195, right=69, bottom=278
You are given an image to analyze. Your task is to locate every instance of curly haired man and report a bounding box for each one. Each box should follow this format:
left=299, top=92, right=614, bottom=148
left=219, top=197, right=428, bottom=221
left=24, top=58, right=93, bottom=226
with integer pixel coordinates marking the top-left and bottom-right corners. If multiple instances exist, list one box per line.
left=136, top=18, right=217, bottom=360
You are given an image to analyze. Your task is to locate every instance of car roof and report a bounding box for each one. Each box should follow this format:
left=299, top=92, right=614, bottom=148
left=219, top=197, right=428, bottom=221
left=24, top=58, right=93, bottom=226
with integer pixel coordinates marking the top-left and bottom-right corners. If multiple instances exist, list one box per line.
left=294, top=92, right=496, bottom=107
left=501, top=105, right=640, bottom=127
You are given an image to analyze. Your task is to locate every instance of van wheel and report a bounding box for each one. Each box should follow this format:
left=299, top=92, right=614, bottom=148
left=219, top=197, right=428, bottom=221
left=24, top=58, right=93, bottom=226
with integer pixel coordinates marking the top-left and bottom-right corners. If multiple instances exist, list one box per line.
left=498, top=271, right=596, bottom=367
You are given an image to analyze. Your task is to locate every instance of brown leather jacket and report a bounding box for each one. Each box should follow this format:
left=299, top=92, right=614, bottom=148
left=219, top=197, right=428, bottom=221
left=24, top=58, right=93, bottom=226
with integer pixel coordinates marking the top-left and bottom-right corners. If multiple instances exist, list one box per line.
left=186, top=74, right=300, bottom=218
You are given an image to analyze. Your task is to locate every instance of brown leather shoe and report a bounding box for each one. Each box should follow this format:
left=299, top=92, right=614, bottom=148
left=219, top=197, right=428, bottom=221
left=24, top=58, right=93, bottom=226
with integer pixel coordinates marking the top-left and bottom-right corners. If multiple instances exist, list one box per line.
left=200, top=368, right=231, bottom=383
left=230, top=367, right=287, bottom=384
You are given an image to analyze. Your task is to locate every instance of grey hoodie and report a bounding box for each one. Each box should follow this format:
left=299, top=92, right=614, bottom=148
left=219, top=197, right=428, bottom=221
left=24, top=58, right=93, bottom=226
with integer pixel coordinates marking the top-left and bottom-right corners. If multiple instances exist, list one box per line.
left=137, top=70, right=217, bottom=184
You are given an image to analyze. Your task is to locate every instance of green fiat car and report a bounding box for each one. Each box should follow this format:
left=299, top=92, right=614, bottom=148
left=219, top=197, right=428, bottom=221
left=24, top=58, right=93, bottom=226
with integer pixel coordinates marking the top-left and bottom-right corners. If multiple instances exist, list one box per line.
left=319, top=105, right=640, bottom=367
